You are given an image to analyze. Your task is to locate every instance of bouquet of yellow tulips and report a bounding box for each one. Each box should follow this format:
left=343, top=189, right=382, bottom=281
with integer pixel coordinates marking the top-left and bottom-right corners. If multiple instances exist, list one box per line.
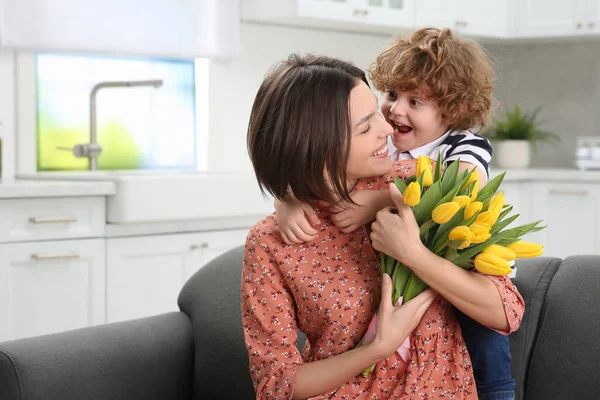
left=361, top=153, right=545, bottom=377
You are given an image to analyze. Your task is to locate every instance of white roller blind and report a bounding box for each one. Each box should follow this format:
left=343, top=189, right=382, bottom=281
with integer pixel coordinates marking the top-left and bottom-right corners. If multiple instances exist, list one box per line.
left=0, top=0, right=240, bottom=59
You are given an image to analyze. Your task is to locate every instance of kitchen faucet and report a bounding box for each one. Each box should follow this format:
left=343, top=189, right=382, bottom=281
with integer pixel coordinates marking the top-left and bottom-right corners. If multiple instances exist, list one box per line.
left=57, top=79, right=163, bottom=170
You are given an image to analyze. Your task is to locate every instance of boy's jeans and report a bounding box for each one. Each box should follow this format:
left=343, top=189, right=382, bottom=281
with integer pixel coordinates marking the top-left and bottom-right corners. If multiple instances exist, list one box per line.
left=455, top=308, right=516, bottom=400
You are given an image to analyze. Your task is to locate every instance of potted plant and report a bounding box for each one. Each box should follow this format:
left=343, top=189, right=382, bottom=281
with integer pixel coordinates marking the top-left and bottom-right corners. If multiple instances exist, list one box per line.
left=484, top=105, right=559, bottom=169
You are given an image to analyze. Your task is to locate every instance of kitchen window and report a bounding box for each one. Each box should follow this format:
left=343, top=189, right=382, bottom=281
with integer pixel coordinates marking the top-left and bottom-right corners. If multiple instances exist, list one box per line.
left=35, top=53, right=207, bottom=171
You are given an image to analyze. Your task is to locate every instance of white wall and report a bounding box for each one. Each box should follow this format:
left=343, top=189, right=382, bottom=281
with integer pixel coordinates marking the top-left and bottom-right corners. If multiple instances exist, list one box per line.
left=208, top=23, right=600, bottom=173
left=206, top=22, right=395, bottom=173
left=487, top=40, right=600, bottom=169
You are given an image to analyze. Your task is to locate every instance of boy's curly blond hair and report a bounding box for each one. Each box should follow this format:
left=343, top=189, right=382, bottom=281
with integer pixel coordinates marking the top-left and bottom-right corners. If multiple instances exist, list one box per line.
left=369, top=27, right=494, bottom=131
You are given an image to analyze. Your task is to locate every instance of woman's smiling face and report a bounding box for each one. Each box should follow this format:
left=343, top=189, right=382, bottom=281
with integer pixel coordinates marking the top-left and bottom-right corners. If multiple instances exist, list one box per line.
left=345, top=80, right=394, bottom=185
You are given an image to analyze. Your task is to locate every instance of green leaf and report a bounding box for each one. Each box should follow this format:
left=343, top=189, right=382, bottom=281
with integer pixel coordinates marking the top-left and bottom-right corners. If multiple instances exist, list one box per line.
left=402, top=272, right=429, bottom=302
left=453, top=259, right=474, bottom=269
left=394, top=176, right=407, bottom=194
left=434, top=184, right=462, bottom=209
left=392, top=262, right=412, bottom=304
left=433, top=151, right=442, bottom=182
left=416, top=171, right=424, bottom=192
left=412, top=180, right=443, bottom=226
left=404, top=175, right=417, bottom=186
left=496, top=237, right=523, bottom=246
left=441, top=159, right=460, bottom=195
left=385, top=254, right=397, bottom=276
left=499, top=220, right=545, bottom=238
left=491, top=213, right=520, bottom=234
left=476, top=172, right=506, bottom=204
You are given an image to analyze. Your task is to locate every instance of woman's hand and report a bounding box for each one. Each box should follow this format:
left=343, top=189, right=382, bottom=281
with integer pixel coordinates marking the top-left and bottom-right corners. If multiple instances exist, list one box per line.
left=370, top=183, right=426, bottom=265
left=370, top=273, right=437, bottom=359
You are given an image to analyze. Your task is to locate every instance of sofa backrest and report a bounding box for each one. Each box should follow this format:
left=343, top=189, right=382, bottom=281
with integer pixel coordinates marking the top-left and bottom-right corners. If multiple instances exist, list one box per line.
left=178, top=245, right=255, bottom=400
left=522, top=255, right=600, bottom=400
left=508, top=257, right=562, bottom=400
left=179, top=244, right=600, bottom=400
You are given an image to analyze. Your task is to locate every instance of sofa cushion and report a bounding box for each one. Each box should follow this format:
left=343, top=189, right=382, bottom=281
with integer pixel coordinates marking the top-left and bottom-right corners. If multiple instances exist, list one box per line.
left=509, top=257, right=561, bottom=400
left=525, top=255, right=600, bottom=400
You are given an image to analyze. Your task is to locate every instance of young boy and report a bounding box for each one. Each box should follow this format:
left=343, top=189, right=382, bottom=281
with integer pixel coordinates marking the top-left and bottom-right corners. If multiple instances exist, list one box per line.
left=275, top=28, right=515, bottom=400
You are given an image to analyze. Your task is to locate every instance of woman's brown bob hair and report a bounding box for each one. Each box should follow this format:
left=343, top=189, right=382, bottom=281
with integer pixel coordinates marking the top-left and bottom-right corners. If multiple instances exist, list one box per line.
left=247, top=54, right=368, bottom=206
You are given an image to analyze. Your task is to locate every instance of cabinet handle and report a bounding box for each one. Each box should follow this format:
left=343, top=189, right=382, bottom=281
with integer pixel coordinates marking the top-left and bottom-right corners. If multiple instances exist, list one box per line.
left=549, top=189, right=588, bottom=196
left=352, top=9, right=368, bottom=17
left=29, top=216, right=78, bottom=224
left=31, top=252, right=81, bottom=261
left=190, top=243, right=209, bottom=250
left=589, top=22, right=596, bottom=29
left=576, top=22, right=583, bottom=29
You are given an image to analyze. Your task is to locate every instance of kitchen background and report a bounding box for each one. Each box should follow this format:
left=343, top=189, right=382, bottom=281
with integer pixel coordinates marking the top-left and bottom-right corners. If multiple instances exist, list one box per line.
left=0, top=0, right=599, bottom=342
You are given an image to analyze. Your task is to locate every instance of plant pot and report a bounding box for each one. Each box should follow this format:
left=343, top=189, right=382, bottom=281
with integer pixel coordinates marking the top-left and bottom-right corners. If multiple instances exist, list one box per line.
left=495, top=140, right=531, bottom=169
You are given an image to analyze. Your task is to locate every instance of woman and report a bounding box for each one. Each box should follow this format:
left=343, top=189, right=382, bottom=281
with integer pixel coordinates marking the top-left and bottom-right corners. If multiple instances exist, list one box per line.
left=242, top=54, right=524, bottom=399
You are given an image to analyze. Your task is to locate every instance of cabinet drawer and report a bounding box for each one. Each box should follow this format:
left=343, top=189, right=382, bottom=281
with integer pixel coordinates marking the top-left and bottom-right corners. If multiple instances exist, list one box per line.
left=0, top=197, right=105, bottom=243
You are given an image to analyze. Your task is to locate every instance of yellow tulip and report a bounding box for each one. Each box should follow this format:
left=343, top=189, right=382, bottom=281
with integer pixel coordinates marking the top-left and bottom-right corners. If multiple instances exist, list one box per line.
left=462, top=171, right=479, bottom=190
left=453, top=195, right=471, bottom=208
left=448, top=226, right=474, bottom=249
left=476, top=209, right=500, bottom=226
left=417, top=155, right=433, bottom=187
left=432, top=202, right=461, bottom=224
left=489, top=191, right=505, bottom=214
left=506, top=241, right=544, bottom=258
left=474, top=252, right=513, bottom=275
left=465, top=201, right=483, bottom=219
left=469, top=222, right=492, bottom=244
left=481, top=244, right=516, bottom=261
left=403, top=181, right=421, bottom=207
left=470, top=179, right=479, bottom=201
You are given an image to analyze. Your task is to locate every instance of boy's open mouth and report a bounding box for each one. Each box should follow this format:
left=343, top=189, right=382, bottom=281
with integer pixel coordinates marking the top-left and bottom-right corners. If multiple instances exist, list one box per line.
left=392, top=122, right=413, bottom=134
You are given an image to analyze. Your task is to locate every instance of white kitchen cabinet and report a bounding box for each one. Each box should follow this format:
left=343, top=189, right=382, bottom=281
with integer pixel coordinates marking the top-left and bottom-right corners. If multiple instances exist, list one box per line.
left=588, top=0, right=600, bottom=34
left=242, top=0, right=415, bottom=34
left=0, top=238, right=106, bottom=342
left=0, top=196, right=105, bottom=243
left=415, top=0, right=516, bottom=38
left=106, top=229, right=249, bottom=323
left=528, top=183, right=600, bottom=259
left=516, top=0, right=598, bottom=37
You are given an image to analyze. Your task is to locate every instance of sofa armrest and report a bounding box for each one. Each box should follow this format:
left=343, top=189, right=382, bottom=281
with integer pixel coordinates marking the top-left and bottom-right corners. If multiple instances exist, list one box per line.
left=0, top=312, right=194, bottom=400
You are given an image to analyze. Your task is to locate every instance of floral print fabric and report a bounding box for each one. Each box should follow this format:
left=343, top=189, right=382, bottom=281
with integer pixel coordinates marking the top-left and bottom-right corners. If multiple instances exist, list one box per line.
left=241, top=161, right=524, bottom=399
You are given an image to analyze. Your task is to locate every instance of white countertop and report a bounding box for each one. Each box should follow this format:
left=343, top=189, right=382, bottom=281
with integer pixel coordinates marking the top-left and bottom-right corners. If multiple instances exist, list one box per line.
left=0, top=178, right=116, bottom=199
left=492, top=168, right=600, bottom=182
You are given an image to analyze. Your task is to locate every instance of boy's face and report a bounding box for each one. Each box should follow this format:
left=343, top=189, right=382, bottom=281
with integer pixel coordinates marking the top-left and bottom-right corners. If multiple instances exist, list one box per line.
left=381, top=88, right=449, bottom=151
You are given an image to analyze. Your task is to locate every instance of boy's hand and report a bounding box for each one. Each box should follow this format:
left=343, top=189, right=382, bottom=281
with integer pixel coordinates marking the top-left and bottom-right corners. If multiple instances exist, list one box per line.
left=274, top=197, right=321, bottom=244
left=330, top=190, right=393, bottom=233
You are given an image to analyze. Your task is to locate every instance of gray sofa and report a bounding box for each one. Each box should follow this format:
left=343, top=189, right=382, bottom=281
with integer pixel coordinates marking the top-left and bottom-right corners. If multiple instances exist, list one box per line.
left=1, top=247, right=598, bottom=399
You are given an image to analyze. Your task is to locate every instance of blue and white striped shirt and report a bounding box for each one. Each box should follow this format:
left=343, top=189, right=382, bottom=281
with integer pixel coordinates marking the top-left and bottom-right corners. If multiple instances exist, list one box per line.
left=388, top=130, right=493, bottom=178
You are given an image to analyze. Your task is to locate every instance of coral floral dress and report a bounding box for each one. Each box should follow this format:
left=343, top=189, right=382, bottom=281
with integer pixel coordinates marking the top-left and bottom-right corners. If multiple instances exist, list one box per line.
left=241, top=161, right=524, bottom=399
